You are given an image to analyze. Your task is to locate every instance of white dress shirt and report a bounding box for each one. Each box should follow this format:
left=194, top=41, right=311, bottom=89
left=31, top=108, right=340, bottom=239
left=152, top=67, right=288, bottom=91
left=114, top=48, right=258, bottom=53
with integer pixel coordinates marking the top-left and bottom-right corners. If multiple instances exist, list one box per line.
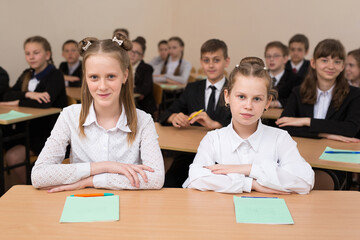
left=31, top=103, right=165, bottom=190
left=28, top=77, right=40, bottom=92
left=291, top=60, right=304, bottom=72
left=183, top=120, right=314, bottom=194
left=205, top=77, right=226, bottom=111
left=314, top=86, right=334, bottom=119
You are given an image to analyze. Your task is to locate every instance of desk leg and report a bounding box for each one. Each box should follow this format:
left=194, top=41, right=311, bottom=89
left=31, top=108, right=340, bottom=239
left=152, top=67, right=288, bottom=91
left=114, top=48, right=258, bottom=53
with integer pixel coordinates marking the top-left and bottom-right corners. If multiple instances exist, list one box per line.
left=25, top=122, right=31, bottom=185
left=0, top=127, right=5, bottom=195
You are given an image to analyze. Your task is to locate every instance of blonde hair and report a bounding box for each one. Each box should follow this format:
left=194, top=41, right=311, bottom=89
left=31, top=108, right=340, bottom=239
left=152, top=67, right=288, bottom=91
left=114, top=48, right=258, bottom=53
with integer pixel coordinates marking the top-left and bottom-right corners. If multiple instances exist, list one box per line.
left=78, top=33, right=137, bottom=144
left=226, top=57, right=278, bottom=100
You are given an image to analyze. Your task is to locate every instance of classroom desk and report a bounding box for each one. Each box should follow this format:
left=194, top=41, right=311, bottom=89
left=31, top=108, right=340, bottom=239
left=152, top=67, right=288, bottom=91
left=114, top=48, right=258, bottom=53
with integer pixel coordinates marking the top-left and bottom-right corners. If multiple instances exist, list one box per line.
left=155, top=123, right=360, bottom=173
left=0, top=185, right=359, bottom=240
left=0, top=106, right=61, bottom=195
left=66, top=87, right=140, bottom=101
left=262, top=108, right=283, bottom=119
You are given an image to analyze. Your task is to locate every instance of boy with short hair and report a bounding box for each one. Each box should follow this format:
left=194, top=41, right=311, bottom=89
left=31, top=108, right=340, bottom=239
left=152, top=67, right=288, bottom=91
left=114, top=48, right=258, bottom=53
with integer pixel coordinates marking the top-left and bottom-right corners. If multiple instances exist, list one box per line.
left=159, top=39, right=231, bottom=187
left=265, top=41, right=300, bottom=108
left=285, top=34, right=310, bottom=82
left=59, top=40, right=82, bottom=87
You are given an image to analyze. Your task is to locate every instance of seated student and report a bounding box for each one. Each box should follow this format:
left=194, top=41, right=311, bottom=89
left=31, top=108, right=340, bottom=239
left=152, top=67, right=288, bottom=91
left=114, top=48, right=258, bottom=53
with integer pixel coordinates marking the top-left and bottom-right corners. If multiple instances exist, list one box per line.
left=113, top=28, right=129, bottom=39
left=285, top=34, right=310, bottom=82
left=183, top=57, right=314, bottom=194
left=0, top=66, right=9, bottom=100
left=130, top=36, right=156, bottom=116
left=31, top=33, right=164, bottom=192
left=59, top=39, right=82, bottom=87
left=265, top=41, right=300, bottom=108
left=159, top=39, right=231, bottom=187
left=276, top=39, right=360, bottom=142
left=0, top=36, right=67, bottom=184
left=149, top=40, right=169, bottom=68
left=345, top=48, right=360, bottom=87
left=153, top=36, right=191, bottom=85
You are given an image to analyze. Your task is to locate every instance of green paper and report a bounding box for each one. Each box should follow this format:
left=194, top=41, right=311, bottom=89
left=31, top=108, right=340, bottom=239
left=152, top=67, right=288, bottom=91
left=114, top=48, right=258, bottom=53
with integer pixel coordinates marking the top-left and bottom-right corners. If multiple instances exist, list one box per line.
left=0, top=110, right=32, bottom=121
left=60, top=195, right=119, bottom=223
left=320, top=147, right=360, bottom=164
left=233, top=196, right=294, bottom=224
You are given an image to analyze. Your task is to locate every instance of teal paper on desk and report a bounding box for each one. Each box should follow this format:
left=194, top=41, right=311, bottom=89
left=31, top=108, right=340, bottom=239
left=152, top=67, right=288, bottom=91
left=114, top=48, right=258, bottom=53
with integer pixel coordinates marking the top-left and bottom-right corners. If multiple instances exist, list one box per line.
left=60, top=195, right=119, bottom=223
left=0, top=110, right=32, bottom=121
left=320, top=147, right=360, bottom=164
left=233, top=196, right=294, bottom=224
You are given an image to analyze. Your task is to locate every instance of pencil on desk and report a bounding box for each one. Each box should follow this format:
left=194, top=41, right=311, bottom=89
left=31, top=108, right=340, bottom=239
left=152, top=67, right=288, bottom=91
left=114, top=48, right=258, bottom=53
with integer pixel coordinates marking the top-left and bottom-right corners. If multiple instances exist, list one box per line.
left=188, top=109, right=204, bottom=121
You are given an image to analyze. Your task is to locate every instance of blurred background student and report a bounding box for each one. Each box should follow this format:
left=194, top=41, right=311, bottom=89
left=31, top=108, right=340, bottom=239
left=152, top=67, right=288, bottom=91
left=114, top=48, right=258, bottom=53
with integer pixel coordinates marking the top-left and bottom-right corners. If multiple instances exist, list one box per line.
left=0, top=66, right=9, bottom=100
left=59, top=39, right=82, bottom=87
left=149, top=40, right=169, bottom=69
left=345, top=48, right=360, bottom=87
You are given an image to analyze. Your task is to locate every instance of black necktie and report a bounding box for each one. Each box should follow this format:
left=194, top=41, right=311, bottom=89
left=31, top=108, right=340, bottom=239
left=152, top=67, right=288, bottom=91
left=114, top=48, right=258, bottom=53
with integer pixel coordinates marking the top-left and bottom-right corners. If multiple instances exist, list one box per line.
left=272, top=77, right=277, bottom=87
left=207, top=85, right=216, bottom=119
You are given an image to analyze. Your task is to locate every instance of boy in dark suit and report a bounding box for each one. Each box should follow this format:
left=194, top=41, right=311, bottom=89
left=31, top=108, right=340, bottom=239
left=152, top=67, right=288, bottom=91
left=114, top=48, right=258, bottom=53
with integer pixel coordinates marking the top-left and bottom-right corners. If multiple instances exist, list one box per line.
left=59, top=40, right=82, bottom=87
left=159, top=39, right=231, bottom=187
left=265, top=41, right=300, bottom=108
left=285, top=34, right=310, bottom=83
left=0, top=66, right=9, bottom=100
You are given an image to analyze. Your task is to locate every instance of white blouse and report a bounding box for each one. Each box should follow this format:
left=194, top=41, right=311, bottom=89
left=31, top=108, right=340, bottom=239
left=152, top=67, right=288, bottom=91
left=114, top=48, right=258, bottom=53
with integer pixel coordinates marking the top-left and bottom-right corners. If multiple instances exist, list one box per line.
left=183, top=121, right=314, bottom=194
left=31, top=104, right=165, bottom=190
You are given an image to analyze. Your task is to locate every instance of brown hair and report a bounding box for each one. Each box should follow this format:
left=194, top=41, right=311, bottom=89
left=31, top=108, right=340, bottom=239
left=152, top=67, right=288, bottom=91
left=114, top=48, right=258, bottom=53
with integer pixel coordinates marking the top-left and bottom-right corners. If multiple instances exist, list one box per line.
left=132, top=36, right=146, bottom=54
left=78, top=33, right=137, bottom=144
left=289, top=34, right=309, bottom=51
left=62, top=39, right=78, bottom=51
left=347, top=48, right=360, bottom=69
left=265, top=41, right=289, bottom=56
left=161, top=36, right=184, bottom=75
left=113, top=28, right=129, bottom=39
left=158, top=40, right=168, bottom=48
left=200, top=39, right=228, bottom=59
left=300, top=39, right=348, bottom=109
left=22, top=36, right=53, bottom=91
left=226, top=57, right=278, bottom=100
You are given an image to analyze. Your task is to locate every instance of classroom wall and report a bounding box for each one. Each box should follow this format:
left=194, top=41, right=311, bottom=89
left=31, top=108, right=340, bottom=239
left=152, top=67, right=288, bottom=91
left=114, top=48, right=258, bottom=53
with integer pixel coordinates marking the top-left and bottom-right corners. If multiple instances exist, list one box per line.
left=1, top=0, right=359, bottom=85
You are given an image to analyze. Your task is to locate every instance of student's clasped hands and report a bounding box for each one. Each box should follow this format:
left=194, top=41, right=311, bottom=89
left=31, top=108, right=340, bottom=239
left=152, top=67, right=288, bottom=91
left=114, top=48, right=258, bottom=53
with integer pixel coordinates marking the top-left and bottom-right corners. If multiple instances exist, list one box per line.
left=46, top=162, right=154, bottom=193
left=25, top=91, right=51, bottom=103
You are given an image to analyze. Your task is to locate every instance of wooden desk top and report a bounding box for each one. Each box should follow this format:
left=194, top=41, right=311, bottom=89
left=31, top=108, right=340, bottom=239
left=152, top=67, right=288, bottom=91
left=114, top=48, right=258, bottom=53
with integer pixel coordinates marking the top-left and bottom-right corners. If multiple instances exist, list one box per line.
left=154, top=82, right=186, bottom=91
left=155, top=123, right=360, bottom=172
left=0, top=186, right=359, bottom=240
left=0, top=106, right=61, bottom=125
left=262, top=108, right=283, bottom=120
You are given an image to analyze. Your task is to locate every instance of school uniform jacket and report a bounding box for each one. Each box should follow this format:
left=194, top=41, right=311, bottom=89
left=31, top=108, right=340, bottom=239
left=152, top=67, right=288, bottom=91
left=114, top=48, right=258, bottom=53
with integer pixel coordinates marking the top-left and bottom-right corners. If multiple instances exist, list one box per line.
left=276, top=68, right=302, bottom=107
left=134, top=60, right=157, bottom=115
left=285, top=59, right=310, bottom=83
left=159, top=79, right=231, bottom=127
left=0, top=66, right=9, bottom=100
left=280, top=85, right=360, bottom=138
left=59, top=61, right=82, bottom=87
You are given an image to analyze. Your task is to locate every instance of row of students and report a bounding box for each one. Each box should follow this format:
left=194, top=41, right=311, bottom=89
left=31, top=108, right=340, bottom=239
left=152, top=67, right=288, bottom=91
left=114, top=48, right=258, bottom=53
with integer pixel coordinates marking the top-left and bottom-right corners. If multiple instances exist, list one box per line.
left=0, top=36, right=68, bottom=184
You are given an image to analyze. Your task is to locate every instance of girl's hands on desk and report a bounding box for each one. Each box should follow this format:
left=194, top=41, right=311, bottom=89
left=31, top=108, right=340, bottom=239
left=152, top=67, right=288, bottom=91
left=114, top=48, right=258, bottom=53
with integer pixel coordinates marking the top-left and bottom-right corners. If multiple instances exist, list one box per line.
left=276, top=117, right=310, bottom=127
left=0, top=100, right=19, bottom=106
left=189, top=111, right=222, bottom=130
left=91, top=162, right=154, bottom=188
left=319, top=133, right=360, bottom=143
left=205, top=164, right=252, bottom=176
left=252, top=180, right=290, bottom=195
left=169, top=112, right=191, bottom=128
left=47, top=176, right=94, bottom=193
left=25, top=91, right=50, bottom=103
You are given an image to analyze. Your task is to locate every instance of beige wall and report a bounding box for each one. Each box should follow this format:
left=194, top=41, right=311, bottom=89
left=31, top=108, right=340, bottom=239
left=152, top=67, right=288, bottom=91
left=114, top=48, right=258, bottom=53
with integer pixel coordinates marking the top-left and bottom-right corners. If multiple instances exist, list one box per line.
left=1, top=0, right=359, bottom=85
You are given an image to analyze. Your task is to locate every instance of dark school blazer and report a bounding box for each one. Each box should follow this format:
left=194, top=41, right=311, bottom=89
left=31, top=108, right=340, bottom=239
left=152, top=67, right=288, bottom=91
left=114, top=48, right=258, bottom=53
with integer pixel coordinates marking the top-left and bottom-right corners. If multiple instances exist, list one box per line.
left=280, top=85, right=360, bottom=138
left=134, top=60, right=157, bottom=115
left=275, top=68, right=302, bottom=107
left=159, top=79, right=231, bottom=127
left=0, top=66, right=9, bottom=100
left=59, top=61, right=82, bottom=87
left=285, top=59, right=310, bottom=83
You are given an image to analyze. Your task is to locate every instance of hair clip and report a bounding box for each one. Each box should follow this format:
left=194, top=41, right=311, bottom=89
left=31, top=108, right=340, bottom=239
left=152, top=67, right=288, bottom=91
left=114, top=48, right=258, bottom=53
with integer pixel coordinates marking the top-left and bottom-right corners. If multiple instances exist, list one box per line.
left=112, top=36, right=123, bottom=46
left=263, top=67, right=267, bottom=70
left=82, top=41, right=92, bottom=51
left=235, top=64, right=239, bottom=68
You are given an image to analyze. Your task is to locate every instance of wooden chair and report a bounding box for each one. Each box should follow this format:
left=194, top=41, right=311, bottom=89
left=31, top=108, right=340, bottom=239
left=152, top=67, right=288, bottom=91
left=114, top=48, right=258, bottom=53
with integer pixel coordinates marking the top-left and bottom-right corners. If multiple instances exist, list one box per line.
left=67, top=95, right=77, bottom=106
left=152, top=83, right=163, bottom=121
left=191, top=66, right=196, bottom=74
left=313, top=169, right=341, bottom=190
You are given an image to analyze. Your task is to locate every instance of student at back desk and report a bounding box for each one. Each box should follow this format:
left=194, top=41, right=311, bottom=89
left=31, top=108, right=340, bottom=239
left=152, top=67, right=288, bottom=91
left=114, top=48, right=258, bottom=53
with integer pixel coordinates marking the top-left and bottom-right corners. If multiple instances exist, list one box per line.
left=159, top=39, right=231, bottom=187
